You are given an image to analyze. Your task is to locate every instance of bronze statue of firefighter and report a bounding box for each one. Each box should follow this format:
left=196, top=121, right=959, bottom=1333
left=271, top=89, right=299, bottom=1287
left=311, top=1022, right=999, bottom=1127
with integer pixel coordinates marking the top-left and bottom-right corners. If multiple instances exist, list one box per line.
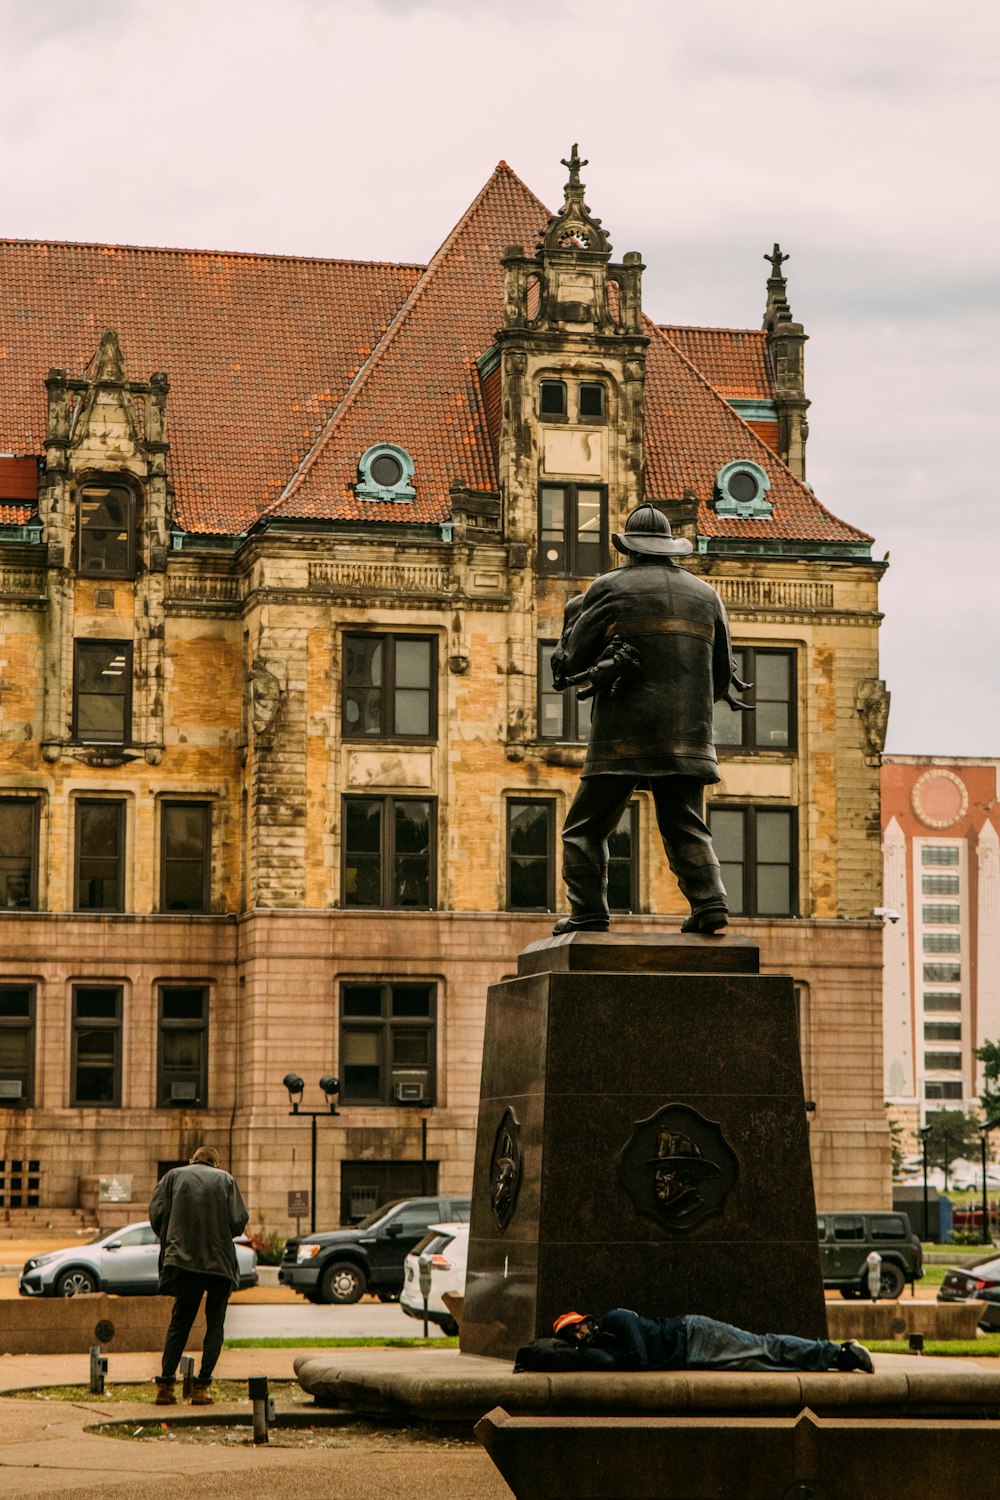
left=550, top=503, right=752, bottom=936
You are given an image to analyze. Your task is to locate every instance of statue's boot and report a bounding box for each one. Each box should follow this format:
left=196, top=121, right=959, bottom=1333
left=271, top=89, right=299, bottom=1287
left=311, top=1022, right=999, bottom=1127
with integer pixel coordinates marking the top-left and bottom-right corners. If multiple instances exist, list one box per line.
left=552, top=851, right=609, bottom=935
left=681, top=903, right=729, bottom=935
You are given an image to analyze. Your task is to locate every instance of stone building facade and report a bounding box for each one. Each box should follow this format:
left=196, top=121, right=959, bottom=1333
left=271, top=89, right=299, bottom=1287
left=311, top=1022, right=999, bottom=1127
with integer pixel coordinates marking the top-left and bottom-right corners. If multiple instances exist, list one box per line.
left=0, top=150, right=890, bottom=1232
left=882, top=756, right=1000, bottom=1135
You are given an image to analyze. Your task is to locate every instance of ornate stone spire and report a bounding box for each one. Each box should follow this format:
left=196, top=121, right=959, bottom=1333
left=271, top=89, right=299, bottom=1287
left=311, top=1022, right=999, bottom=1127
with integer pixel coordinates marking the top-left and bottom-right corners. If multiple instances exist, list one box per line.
left=763, top=243, right=793, bottom=330
left=538, top=144, right=611, bottom=256
left=761, top=243, right=810, bottom=480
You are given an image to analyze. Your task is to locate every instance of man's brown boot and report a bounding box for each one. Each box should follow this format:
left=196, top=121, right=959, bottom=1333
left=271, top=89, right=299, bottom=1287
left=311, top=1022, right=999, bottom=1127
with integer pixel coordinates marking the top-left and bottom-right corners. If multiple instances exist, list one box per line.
left=154, top=1379, right=177, bottom=1405
left=190, top=1380, right=215, bottom=1405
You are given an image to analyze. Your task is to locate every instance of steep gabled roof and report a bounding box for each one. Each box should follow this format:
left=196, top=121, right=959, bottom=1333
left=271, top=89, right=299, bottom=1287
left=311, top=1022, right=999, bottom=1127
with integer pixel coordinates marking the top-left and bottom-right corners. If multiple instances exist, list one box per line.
left=0, top=241, right=421, bottom=532
left=265, top=162, right=550, bottom=525
left=660, top=325, right=774, bottom=403
left=0, top=167, right=871, bottom=550
left=647, top=324, right=872, bottom=545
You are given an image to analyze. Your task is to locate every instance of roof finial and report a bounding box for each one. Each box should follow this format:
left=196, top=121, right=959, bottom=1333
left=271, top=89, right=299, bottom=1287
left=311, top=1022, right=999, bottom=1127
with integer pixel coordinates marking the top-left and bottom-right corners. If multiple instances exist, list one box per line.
left=561, top=144, right=588, bottom=192
left=765, top=243, right=789, bottom=279
left=538, top=145, right=610, bottom=256
left=763, top=243, right=793, bottom=328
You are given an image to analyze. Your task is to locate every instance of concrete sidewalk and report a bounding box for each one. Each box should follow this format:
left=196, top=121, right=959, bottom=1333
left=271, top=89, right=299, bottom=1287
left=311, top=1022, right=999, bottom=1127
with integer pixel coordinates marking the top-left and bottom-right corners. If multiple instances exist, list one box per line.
left=0, top=1346, right=513, bottom=1499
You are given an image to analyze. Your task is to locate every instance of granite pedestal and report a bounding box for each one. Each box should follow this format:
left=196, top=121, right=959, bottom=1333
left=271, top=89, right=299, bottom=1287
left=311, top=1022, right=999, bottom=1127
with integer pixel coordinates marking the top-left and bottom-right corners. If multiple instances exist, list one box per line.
left=461, top=932, right=826, bottom=1360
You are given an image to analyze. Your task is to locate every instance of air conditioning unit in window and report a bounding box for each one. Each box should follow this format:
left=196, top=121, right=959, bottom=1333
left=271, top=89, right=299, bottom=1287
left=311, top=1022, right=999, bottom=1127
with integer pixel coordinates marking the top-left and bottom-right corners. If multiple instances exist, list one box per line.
left=392, top=1069, right=430, bottom=1104
left=169, top=1080, right=199, bottom=1103
left=0, top=1080, right=23, bottom=1100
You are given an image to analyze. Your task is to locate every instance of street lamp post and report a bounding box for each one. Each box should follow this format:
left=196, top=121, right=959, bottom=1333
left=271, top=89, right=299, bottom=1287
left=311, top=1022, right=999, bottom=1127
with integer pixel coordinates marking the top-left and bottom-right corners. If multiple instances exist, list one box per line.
left=283, top=1073, right=340, bottom=1235
left=919, top=1125, right=932, bottom=1242
left=980, top=1121, right=1000, bottom=1247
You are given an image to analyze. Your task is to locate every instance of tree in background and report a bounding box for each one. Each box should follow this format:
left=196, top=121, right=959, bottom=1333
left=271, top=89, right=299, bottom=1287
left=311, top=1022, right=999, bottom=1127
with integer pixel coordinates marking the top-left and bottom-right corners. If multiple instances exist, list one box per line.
left=924, top=1109, right=981, bottom=1188
left=885, top=1107, right=906, bottom=1178
left=975, top=1040, right=1000, bottom=1126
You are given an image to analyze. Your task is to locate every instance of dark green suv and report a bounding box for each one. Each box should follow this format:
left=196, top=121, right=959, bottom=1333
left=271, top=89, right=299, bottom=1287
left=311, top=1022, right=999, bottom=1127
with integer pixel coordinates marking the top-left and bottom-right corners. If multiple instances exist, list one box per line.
left=818, top=1211, right=923, bottom=1299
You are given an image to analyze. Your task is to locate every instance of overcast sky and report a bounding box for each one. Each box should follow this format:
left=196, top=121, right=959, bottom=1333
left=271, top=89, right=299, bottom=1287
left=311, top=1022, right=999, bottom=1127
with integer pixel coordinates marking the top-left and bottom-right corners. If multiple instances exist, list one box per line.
left=2, top=0, right=997, bottom=755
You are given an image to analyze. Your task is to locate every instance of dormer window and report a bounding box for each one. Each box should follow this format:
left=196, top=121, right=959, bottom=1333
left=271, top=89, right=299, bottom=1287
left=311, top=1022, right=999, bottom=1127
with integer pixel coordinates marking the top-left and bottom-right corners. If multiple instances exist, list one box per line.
left=714, top=460, right=773, bottom=520
left=356, top=444, right=416, bottom=504
left=578, top=382, right=605, bottom=420
left=539, top=381, right=567, bottom=417
left=77, top=482, right=136, bottom=577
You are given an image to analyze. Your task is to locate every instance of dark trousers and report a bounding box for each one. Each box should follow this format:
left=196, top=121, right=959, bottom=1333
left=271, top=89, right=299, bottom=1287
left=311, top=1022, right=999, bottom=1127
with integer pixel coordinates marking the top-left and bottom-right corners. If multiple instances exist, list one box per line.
left=160, top=1270, right=232, bottom=1382
left=561, top=773, right=726, bottom=922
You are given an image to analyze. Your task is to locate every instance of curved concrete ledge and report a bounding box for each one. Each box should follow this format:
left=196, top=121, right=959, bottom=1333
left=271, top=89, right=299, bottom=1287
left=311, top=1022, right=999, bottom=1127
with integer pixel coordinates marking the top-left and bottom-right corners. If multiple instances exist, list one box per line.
left=293, top=1348, right=1000, bottom=1425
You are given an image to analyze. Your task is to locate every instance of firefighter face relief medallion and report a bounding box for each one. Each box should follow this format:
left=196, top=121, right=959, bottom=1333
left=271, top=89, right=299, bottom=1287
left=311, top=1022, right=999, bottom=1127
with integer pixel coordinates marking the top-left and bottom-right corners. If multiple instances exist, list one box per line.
left=618, top=1103, right=738, bottom=1232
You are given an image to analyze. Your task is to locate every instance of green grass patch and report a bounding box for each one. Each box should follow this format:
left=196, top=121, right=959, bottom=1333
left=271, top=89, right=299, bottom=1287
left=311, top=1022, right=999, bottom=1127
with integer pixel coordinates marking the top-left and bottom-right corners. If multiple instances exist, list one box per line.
left=222, top=1335, right=458, bottom=1350
left=4, top=1380, right=301, bottom=1405
left=870, top=1337, right=1000, bottom=1357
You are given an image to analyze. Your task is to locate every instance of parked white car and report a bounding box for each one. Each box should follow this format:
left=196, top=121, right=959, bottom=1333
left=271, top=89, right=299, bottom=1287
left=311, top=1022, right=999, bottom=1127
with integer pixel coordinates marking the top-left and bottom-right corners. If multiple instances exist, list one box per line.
left=400, top=1221, right=468, bottom=1336
left=19, top=1220, right=258, bottom=1297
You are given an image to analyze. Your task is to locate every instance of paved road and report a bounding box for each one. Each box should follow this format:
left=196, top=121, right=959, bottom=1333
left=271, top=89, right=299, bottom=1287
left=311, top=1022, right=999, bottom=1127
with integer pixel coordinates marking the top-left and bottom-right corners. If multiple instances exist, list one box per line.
left=225, top=1296, right=433, bottom=1340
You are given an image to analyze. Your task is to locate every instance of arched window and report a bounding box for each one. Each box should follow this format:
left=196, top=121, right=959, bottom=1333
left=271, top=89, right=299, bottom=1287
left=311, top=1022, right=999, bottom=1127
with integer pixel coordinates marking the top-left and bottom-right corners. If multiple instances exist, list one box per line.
left=77, top=480, right=136, bottom=577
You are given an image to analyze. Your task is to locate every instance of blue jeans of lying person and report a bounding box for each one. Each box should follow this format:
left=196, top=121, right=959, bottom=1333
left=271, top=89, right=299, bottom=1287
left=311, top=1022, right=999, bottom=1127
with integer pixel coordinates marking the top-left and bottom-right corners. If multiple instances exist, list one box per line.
left=683, top=1315, right=841, bottom=1373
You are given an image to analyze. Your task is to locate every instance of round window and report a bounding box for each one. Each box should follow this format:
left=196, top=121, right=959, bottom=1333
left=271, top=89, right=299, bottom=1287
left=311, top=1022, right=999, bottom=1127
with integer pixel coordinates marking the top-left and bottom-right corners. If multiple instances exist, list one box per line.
left=727, top=469, right=759, bottom=504
left=370, top=454, right=404, bottom=488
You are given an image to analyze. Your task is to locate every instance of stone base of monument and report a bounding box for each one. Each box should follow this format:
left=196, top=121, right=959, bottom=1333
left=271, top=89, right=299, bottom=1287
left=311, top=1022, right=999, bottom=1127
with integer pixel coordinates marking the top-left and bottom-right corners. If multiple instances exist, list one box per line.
left=460, top=932, right=826, bottom=1360
left=475, top=1397, right=1000, bottom=1500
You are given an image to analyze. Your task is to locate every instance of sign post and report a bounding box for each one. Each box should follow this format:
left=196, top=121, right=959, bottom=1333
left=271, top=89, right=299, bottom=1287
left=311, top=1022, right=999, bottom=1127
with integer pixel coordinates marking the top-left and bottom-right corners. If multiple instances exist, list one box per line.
left=288, top=1189, right=309, bottom=1239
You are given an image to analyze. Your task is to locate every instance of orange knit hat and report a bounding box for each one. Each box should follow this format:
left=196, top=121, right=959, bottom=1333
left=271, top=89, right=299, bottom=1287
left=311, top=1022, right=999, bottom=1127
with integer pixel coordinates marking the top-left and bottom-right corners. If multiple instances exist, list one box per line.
left=553, top=1311, right=591, bottom=1337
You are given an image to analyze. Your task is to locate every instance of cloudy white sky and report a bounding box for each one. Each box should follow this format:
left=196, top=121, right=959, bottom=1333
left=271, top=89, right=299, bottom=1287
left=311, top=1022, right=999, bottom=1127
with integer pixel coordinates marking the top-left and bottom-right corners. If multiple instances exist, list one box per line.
left=2, top=0, right=997, bottom=755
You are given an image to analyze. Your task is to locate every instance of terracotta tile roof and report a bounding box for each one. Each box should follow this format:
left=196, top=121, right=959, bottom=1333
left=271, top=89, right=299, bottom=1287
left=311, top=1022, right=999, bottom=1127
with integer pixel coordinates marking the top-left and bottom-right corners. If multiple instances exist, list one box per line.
left=0, top=169, right=870, bottom=550
left=0, top=456, right=38, bottom=522
left=266, top=163, right=550, bottom=524
left=0, top=241, right=421, bottom=533
left=660, top=325, right=775, bottom=402
left=646, top=324, right=872, bottom=545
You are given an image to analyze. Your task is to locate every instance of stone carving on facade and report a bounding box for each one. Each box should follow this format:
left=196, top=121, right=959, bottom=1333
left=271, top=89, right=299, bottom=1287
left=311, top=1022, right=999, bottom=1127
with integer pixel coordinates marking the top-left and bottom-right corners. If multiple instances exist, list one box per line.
left=490, top=1106, right=522, bottom=1230
left=856, top=678, right=890, bottom=760
left=250, top=657, right=286, bottom=738
left=910, top=767, right=969, bottom=829
left=618, top=1103, right=738, bottom=1233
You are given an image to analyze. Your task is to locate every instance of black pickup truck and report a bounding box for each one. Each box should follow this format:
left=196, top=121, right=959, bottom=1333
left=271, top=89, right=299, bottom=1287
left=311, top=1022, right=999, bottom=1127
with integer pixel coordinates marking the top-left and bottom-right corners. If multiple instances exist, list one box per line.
left=279, top=1194, right=471, bottom=1304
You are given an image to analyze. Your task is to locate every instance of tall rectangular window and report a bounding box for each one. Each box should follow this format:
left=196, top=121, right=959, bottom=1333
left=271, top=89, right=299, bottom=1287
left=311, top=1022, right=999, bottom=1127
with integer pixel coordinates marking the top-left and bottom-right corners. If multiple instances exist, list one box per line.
left=713, top=647, right=796, bottom=752
left=708, top=804, right=797, bottom=917
left=607, top=803, right=638, bottom=913
left=342, top=796, right=434, bottom=909
left=538, top=484, right=606, bottom=577
left=73, top=640, right=131, bottom=744
left=160, top=803, right=211, bottom=913
left=0, top=797, right=39, bottom=910
left=342, top=634, right=436, bottom=740
left=924, top=962, right=961, bottom=983
left=77, top=482, right=135, bottom=577
left=158, top=985, right=208, bottom=1107
left=0, top=986, right=35, bottom=1107
left=922, top=846, right=960, bottom=866
left=923, top=932, right=961, bottom=953
left=340, top=981, right=436, bottom=1105
left=925, top=1080, right=963, bottom=1100
left=538, top=641, right=592, bottom=742
left=75, top=799, right=125, bottom=912
left=507, top=799, right=555, bottom=911
left=71, top=985, right=122, bottom=1107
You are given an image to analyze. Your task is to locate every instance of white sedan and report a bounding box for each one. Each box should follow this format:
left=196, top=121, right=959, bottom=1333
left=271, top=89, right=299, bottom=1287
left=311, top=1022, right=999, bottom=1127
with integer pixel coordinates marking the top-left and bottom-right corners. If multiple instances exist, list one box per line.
left=400, top=1221, right=468, bottom=1336
left=19, top=1220, right=257, bottom=1297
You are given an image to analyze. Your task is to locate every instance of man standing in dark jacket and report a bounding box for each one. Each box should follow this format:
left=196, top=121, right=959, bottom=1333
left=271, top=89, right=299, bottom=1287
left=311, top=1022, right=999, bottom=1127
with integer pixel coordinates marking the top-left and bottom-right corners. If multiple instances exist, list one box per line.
left=149, top=1146, right=249, bottom=1405
left=551, top=503, right=740, bottom=935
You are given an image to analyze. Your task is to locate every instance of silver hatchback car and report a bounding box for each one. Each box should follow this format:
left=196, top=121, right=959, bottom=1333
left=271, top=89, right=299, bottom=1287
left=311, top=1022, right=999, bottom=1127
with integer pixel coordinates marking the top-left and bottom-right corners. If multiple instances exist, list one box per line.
left=19, top=1220, right=258, bottom=1297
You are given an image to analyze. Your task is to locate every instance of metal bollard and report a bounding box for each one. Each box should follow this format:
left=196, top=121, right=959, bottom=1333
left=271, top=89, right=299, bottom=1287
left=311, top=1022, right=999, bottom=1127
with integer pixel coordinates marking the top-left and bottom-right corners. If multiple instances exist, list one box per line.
left=248, top=1375, right=274, bottom=1444
left=909, top=1333, right=925, bottom=1355
left=179, top=1355, right=195, bottom=1399
left=89, top=1345, right=108, bottom=1396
